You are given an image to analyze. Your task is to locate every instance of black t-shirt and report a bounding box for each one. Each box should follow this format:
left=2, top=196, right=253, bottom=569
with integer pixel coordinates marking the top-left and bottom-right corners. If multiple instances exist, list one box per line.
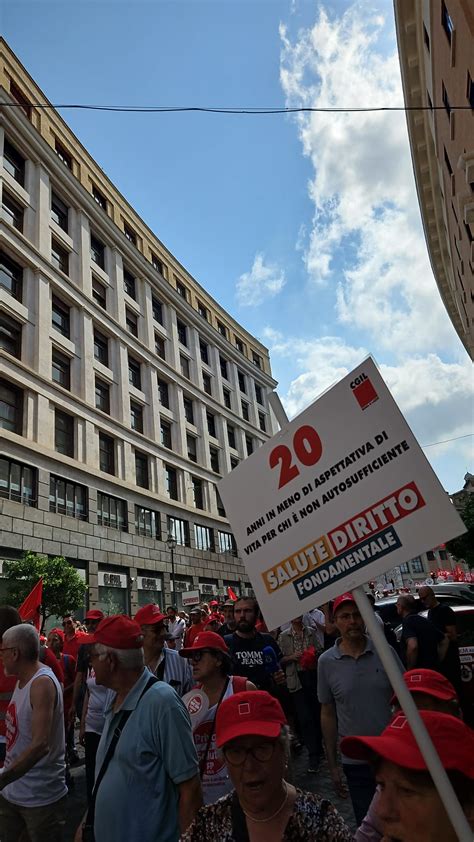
left=428, top=604, right=461, bottom=688
left=225, top=632, right=283, bottom=691
left=400, top=613, right=444, bottom=670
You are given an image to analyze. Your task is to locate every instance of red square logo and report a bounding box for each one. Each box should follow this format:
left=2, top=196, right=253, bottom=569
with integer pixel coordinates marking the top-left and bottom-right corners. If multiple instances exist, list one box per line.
left=353, top=379, right=378, bottom=409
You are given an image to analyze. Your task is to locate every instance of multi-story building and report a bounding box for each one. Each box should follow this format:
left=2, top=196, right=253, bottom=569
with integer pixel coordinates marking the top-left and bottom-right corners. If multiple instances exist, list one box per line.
left=394, top=0, right=474, bottom=359
left=0, top=38, right=279, bottom=615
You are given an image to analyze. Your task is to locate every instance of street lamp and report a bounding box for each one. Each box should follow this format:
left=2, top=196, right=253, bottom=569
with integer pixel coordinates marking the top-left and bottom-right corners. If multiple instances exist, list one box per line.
left=166, top=535, right=177, bottom=604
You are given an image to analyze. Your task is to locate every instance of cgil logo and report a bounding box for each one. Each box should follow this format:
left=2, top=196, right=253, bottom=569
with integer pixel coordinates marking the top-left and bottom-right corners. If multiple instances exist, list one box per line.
left=350, top=373, right=379, bottom=410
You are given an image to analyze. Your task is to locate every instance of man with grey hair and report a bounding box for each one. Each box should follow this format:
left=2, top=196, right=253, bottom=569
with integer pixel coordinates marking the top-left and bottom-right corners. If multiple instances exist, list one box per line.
left=0, top=623, right=67, bottom=841
left=74, top=614, right=201, bottom=842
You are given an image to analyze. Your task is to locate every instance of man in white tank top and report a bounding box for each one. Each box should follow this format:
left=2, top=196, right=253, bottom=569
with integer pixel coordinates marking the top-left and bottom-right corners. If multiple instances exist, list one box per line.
left=0, top=623, right=67, bottom=842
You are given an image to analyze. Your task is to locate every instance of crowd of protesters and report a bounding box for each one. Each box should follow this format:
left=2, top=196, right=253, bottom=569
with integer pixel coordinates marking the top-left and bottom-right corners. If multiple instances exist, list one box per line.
left=0, top=590, right=472, bottom=842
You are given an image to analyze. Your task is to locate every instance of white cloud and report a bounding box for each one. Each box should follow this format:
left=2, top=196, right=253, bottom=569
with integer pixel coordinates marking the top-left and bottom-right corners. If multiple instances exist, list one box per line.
left=236, top=253, right=286, bottom=307
left=279, top=5, right=460, bottom=354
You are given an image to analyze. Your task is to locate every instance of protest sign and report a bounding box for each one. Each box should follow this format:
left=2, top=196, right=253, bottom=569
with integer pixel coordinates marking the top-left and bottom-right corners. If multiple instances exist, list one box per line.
left=182, top=590, right=201, bottom=607
left=218, top=357, right=465, bottom=630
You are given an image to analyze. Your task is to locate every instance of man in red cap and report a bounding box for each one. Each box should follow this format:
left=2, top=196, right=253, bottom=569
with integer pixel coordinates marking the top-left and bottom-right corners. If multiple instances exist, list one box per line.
left=135, top=604, right=192, bottom=696
left=74, top=614, right=201, bottom=842
left=318, top=592, right=403, bottom=825
left=343, top=711, right=474, bottom=841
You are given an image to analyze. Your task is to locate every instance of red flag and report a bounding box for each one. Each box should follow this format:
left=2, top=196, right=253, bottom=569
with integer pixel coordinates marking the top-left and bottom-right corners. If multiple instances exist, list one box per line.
left=18, top=578, right=43, bottom=630
left=227, top=586, right=238, bottom=602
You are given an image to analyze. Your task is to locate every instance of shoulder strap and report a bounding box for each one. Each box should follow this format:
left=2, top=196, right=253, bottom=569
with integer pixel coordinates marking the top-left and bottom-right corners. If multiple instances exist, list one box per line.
left=85, top=674, right=158, bottom=831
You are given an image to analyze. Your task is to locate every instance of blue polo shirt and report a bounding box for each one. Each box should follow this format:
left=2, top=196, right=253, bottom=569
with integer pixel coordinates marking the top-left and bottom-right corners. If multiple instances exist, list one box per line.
left=94, top=668, right=198, bottom=841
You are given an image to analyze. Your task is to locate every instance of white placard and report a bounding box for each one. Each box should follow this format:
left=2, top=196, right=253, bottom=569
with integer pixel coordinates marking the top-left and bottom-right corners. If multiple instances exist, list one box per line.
left=182, top=589, right=201, bottom=607
left=218, top=358, right=465, bottom=629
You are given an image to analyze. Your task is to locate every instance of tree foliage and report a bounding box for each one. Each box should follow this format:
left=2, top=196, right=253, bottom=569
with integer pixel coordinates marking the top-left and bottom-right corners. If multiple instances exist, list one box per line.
left=447, top=495, right=474, bottom=569
left=3, top=552, right=87, bottom=629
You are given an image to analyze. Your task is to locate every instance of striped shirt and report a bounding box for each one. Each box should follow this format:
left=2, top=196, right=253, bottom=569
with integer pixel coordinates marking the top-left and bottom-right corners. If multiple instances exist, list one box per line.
left=152, top=648, right=192, bottom=696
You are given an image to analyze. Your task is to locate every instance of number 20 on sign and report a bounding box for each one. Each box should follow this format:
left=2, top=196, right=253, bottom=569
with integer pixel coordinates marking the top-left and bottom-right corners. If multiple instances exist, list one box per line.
left=269, top=425, right=322, bottom=489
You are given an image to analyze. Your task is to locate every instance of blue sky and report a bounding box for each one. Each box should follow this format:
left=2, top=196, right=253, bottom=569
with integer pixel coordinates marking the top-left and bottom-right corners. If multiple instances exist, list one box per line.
left=4, top=0, right=472, bottom=493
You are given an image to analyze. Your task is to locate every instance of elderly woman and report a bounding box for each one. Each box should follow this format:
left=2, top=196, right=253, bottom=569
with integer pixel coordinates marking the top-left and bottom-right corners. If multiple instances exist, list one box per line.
left=341, top=710, right=474, bottom=842
left=180, top=690, right=352, bottom=841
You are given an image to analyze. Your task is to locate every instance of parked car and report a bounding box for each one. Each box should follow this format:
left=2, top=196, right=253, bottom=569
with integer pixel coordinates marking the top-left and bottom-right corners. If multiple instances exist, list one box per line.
left=375, top=591, right=472, bottom=629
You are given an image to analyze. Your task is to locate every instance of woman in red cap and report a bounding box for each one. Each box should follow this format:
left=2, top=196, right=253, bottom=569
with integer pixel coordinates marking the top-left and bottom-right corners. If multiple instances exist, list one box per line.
left=180, top=689, right=352, bottom=841
left=179, top=632, right=255, bottom=806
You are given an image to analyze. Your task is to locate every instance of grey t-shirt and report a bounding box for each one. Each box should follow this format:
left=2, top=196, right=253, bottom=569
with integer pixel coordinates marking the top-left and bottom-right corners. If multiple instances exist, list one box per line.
left=318, top=636, right=403, bottom=764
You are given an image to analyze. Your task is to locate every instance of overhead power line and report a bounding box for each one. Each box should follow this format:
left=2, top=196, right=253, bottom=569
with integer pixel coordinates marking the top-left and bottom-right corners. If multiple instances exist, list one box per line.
left=421, top=433, right=473, bottom=449
left=1, top=102, right=473, bottom=115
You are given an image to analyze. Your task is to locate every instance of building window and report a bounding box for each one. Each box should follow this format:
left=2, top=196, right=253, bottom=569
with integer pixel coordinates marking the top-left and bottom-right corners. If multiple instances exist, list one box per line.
left=220, top=356, right=228, bottom=380
left=246, top=435, right=253, bottom=455
left=3, top=139, right=25, bottom=186
left=51, top=296, right=70, bottom=338
left=177, top=320, right=188, bottom=346
left=135, top=451, right=149, bottom=488
left=135, top=504, right=160, bottom=538
left=0, top=252, right=22, bottom=301
left=191, top=477, right=204, bottom=509
left=194, top=524, right=214, bottom=552
left=180, top=354, right=190, bottom=379
left=51, top=192, right=68, bottom=232
left=237, top=371, right=246, bottom=393
left=197, top=301, right=208, bottom=320
left=123, top=268, right=136, bottom=299
left=0, top=456, right=36, bottom=505
left=155, top=334, right=165, bottom=359
left=55, top=140, right=72, bottom=169
left=207, top=412, right=216, bottom=438
left=2, top=190, right=23, bottom=232
left=215, top=487, right=225, bottom=517
left=218, top=530, right=237, bottom=555
left=209, top=446, right=220, bottom=473
left=200, top=340, right=209, bottom=364
left=51, top=237, right=69, bottom=275
left=227, top=424, right=236, bottom=449
left=254, top=383, right=263, bottom=405
left=230, top=456, right=239, bottom=470
left=235, top=336, right=245, bottom=354
left=92, top=184, right=107, bottom=210
left=130, top=400, right=143, bottom=433
left=442, top=82, right=451, bottom=117
left=49, top=475, right=87, bottom=519
left=252, top=352, right=262, bottom=369
left=399, top=562, right=409, bottom=574
left=410, top=557, right=424, bottom=574
left=467, top=72, right=474, bottom=109
left=241, top=401, right=249, bottom=421
left=124, top=222, right=137, bottom=246
left=158, top=378, right=169, bottom=408
left=98, top=492, right=128, bottom=531
left=160, top=419, right=172, bottom=449
left=167, top=515, right=189, bottom=547
left=99, top=433, right=115, bottom=474
left=223, top=388, right=231, bottom=409
left=93, top=330, right=109, bottom=366
left=151, top=253, right=164, bottom=275
left=217, top=321, right=227, bottom=338
left=258, top=411, right=266, bottom=432
left=95, top=378, right=110, bottom=414
left=126, top=308, right=138, bottom=337
left=176, top=279, right=187, bottom=300
left=128, top=356, right=141, bottom=390
left=90, top=234, right=105, bottom=269
left=183, top=396, right=194, bottom=424
left=0, top=312, right=22, bottom=358
left=441, top=1, right=454, bottom=44
left=165, top=465, right=178, bottom=500
left=426, top=550, right=436, bottom=562
left=439, top=549, right=448, bottom=561
left=52, top=349, right=71, bottom=390
left=92, top=277, right=106, bottom=309
left=202, top=372, right=212, bottom=396
left=54, top=409, right=74, bottom=457
left=187, top=434, right=197, bottom=462
left=9, top=80, right=31, bottom=118
left=0, top=380, right=23, bottom=433
left=152, top=296, right=163, bottom=324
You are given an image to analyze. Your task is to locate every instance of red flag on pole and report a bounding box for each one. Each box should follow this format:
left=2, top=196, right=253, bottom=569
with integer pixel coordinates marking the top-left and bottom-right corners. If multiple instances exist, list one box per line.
left=18, top=578, right=43, bottom=631
left=227, top=586, right=238, bottom=601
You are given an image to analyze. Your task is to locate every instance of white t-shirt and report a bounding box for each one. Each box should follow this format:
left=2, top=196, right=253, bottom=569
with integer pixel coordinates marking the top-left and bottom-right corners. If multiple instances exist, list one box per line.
left=2, top=666, right=67, bottom=807
left=85, top=670, right=108, bottom=735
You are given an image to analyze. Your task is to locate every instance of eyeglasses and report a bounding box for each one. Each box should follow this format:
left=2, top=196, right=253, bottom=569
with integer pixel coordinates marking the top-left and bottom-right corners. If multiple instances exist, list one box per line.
left=223, top=742, right=276, bottom=766
left=189, top=649, right=215, bottom=663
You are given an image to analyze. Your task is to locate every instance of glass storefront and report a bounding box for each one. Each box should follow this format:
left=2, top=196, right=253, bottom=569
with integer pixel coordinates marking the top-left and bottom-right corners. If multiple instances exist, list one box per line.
left=137, top=574, right=163, bottom=609
left=98, top=569, right=129, bottom=616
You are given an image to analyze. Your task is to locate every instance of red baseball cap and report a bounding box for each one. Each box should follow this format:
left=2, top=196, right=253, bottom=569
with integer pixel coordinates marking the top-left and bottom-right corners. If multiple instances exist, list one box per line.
left=204, top=613, right=221, bottom=626
left=82, top=615, right=144, bottom=650
left=85, top=609, right=104, bottom=621
left=179, top=631, right=228, bottom=658
left=341, top=711, right=474, bottom=777
left=48, top=627, right=64, bottom=641
left=134, top=604, right=167, bottom=626
left=332, top=592, right=356, bottom=615
left=391, top=669, right=458, bottom=705
left=216, top=690, right=287, bottom=748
